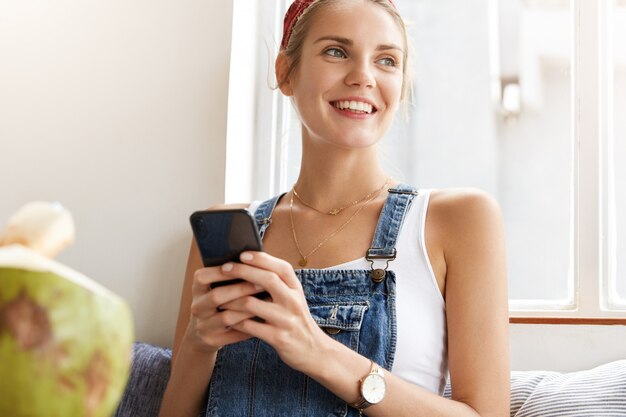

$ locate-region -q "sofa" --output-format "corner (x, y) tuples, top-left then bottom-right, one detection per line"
(114, 343), (626, 417)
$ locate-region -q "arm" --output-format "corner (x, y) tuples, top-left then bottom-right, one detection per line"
(436, 189), (510, 415)
(158, 238), (217, 417)
(223, 189), (509, 417)
(159, 203), (258, 417)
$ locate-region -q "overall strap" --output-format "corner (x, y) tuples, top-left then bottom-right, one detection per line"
(253, 193), (285, 239)
(367, 184), (419, 266)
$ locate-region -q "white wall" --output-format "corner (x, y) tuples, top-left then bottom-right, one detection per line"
(510, 324), (626, 372)
(0, 0), (234, 347)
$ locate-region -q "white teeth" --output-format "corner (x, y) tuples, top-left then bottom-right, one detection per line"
(334, 100), (373, 114)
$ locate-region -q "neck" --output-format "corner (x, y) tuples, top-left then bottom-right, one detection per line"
(294, 136), (391, 208)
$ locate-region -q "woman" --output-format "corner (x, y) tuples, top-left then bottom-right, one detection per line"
(160, 0), (510, 416)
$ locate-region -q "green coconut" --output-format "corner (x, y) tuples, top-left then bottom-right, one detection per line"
(0, 202), (134, 417)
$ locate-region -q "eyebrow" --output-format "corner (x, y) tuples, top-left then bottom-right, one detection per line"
(313, 35), (404, 53)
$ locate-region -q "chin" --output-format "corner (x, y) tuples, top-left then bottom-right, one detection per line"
(304, 125), (383, 150)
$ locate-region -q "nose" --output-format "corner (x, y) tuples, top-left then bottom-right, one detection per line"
(344, 59), (376, 89)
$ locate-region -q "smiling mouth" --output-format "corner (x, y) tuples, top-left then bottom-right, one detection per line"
(331, 100), (376, 114)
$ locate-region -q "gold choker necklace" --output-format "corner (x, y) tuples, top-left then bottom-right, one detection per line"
(292, 178), (390, 216)
(289, 179), (390, 267)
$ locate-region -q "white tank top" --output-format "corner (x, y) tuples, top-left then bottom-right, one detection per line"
(248, 189), (449, 395)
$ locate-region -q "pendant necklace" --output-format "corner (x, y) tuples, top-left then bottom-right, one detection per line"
(289, 179), (390, 267)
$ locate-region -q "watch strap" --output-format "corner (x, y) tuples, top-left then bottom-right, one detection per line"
(350, 360), (383, 411)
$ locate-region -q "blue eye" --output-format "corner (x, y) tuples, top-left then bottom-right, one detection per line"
(324, 47), (346, 58)
(377, 57), (397, 67)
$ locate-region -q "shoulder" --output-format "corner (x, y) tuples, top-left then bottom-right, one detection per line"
(428, 188), (501, 216)
(427, 188), (502, 224)
(427, 188), (504, 255)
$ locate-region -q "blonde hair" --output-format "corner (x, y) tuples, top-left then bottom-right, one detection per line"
(277, 0), (414, 105)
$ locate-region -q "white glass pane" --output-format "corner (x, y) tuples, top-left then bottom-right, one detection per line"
(388, 0), (573, 302)
(613, 0), (626, 304)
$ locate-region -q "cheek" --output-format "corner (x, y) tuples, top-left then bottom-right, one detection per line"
(392, 73), (404, 97)
(381, 76), (403, 110)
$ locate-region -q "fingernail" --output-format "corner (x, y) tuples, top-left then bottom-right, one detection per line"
(254, 284), (264, 291)
(222, 263), (233, 272)
(240, 252), (253, 261)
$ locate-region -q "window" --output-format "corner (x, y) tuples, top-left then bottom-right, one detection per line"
(610, 0), (626, 307)
(229, 0), (626, 319)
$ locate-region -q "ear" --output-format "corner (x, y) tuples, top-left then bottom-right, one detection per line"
(275, 52), (294, 96)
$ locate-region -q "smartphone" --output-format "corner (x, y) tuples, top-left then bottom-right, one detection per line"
(189, 208), (265, 292)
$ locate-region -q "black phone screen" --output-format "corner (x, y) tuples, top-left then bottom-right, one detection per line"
(190, 209), (263, 268)
(190, 209), (270, 309)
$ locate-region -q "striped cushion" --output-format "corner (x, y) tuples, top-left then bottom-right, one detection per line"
(115, 343), (172, 417)
(444, 360), (626, 416)
(118, 343), (626, 417)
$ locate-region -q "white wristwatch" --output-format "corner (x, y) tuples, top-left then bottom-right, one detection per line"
(350, 360), (387, 413)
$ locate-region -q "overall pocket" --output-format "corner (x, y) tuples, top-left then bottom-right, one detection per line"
(309, 302), (368, 352)
(294, 302), (368, 417)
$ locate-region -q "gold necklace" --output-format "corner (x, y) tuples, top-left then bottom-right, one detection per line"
(289, 180), (389, 267)
(293, 178), (390, 216)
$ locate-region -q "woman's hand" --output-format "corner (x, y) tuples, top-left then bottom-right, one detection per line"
(218, 251), (330, 373)
(185, 264), (267, 353)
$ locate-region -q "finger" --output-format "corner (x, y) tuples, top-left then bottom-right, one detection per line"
(221, 262), (288, 302)
(192, 281), (267, 317)
(193, 310), (257, 349)
(195, 322), (252, 348)
(205, 309), (257, 329)
(191, 267), (214, 297)
(221, 295), (286, 326)
(239, 251), (302, 290)
(230, 318), (274, 344)
(192, 266), (237, 298)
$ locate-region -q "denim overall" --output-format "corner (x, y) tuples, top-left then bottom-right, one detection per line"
(203, 184), (419, 417)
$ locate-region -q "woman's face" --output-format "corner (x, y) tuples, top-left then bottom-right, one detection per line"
(280, 0), (405, 150)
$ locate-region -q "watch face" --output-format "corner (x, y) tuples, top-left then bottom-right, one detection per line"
(362, 373), (386, 404)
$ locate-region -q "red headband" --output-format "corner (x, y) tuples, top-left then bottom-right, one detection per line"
(280, 0), (397, 50)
